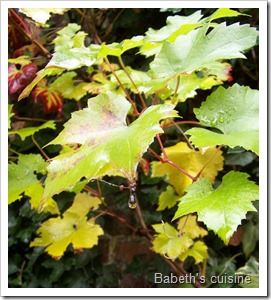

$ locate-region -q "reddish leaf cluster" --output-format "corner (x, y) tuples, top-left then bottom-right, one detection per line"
(32, 79), (64, 114)
(8, 63), (38, 96)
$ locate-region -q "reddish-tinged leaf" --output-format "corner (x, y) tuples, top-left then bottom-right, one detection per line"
(13, 44), (41, 58)
(32, 79), (64, 114)
(8, 63), (38, 96)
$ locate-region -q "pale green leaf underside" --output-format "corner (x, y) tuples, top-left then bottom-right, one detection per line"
(186, 84), (259, 154)
(173, 171), (258, 244)
(9, 120), (56, 141)
(42, 92), (178, 203)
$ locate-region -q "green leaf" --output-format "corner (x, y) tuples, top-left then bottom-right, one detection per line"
(173, 171), (258, 244)
(50, 72), (88, 101)
(150, 22), (258, 77)
(205, 8), (248, 22)
(19, 8), (69, 26)
(157, 185), (180, 211)
(30, 193), (104, 259)
(9, 120), (56, 141)
(46, 47), (97, 70)
(98, 36), (143, 58)
(8, 104), (14, 130)
(186, 84), (259, 154)
(41, 92), (178, 205)
(8, 56), (32, 66)
(235, 257), (259, 288)
(8, 154), (58, 213)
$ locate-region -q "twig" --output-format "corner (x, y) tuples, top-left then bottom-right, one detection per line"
(31, 135), (51, 162)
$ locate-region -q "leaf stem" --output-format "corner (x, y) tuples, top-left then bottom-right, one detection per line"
(104, 57), (139, 116)
(155, 134), (195, 181)
(118, 56), (146, 109)
(171, 119), (195, 150)
(31, 135), (51, 162)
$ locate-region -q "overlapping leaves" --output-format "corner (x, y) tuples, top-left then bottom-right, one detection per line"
(41, 92), (178, 206)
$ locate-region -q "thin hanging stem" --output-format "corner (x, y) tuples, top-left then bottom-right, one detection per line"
(31, 135), (51, 162)
(194, 144), (224, 181)
(118, 56), (146, 109)
(171, 119), (195, 150)
(83, 185), (100, 198)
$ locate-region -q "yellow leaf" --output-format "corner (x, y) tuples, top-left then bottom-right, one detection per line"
(157, 185), (180, 211)
(177, 215), (208, 239)
(152, 142), (223, 195)
(152, 222), (193, 259)
(178, 241), (209, 264)
(30, 194), (103, 259)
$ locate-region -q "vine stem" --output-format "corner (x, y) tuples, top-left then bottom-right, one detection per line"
(31, 135), (51, 162)
(155, 134), (196, 181)
(118, 56), (147, 109)
(104, 57), (139, 116)
(9, 9), (52, 58)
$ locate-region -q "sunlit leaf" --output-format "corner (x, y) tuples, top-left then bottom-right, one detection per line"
(40, 92), (178, 206)
(177, 215), (207, 239)
(20, 8), (70, 26)
(157, 185), (180, 211)
(173, 171), (259, 244)
(186, 84), (259, 154)
(178, 241), (209, 264)
(8, 154), (58, 213)
(150, 22), (258, 77)
(205, 8), (248, 22)
(152, 142), (224, 196)
(152, 222), (193, 259)
(30, 193), (104, 259)
(9, 120), (56, 140)
(50, 72), (88, 101)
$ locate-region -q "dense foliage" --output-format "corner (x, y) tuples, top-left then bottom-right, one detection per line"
(8, 8), (259, 288)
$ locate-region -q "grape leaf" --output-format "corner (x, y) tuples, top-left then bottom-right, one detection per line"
(41, 92), (178, 206)
(50, 72), (88, 101)
(152, 215), (208, 261)
(178, 241), (209, 264)
(9, 120), (56, 140)
(8, 154), (59, 214)
(186, 84), (259, 154)
(20, 8), (70, 26)
(157, 185), (180, 211)
(152, 222), (193, 259)
(32, 79), (64, 113)
(152, 142), (224, 196)
(150, 22), (258, 77)
(205, 8), (248, 22)
(8, 63), (38, 96)
(18, 67), (64, 101)
(173, 171), (259, 244)
(30, 192), (103, 259)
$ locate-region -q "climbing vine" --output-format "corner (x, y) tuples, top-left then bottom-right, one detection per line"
(8, 8), (259, 288)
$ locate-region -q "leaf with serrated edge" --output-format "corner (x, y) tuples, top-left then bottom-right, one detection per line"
(152, 142), (224, 196)
(186, 84), (259, 154)
(30, 194), (103, 258)
(152, 222), (193, 259)
(173, 171), (258, 244)
(9, 120), (56, 141)
(178, 240), (209, 264)
(150, 22), (258, 77)
(157, 185), (180, 211)
(41, 92), (178, 205)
